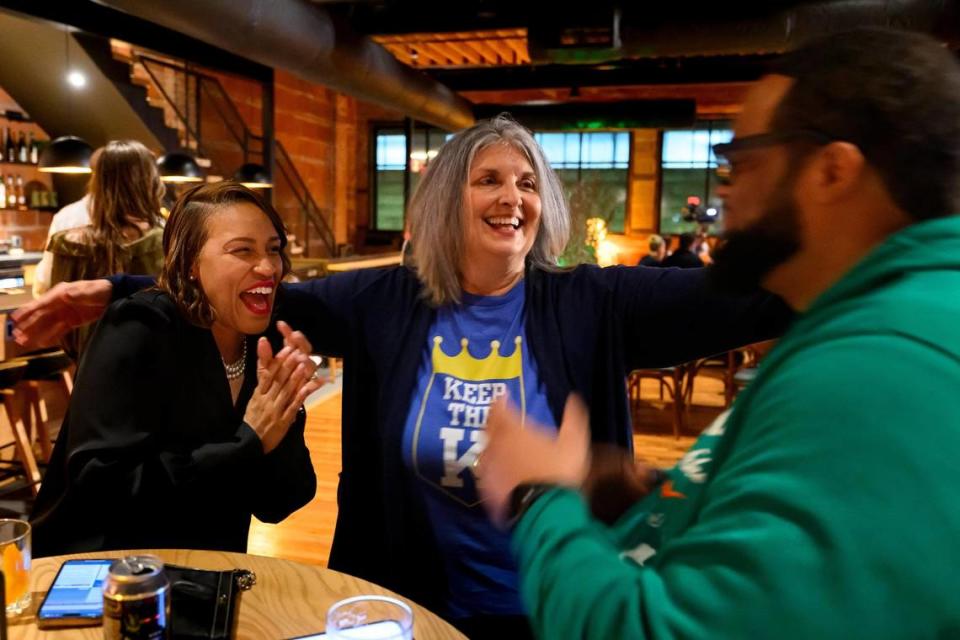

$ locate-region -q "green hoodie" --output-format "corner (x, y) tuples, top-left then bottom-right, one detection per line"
(513, 216), (960, 639)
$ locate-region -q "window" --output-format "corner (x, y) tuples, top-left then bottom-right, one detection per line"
(534, 131), (630, 233)
(372, 125), (450, 232)
(373, 131), (406, 231)
(372, 128), (631, 234)
(659, 122), (732, 236)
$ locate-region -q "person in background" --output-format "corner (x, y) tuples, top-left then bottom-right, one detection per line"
(13, 116), (791, 639)
(637, 234), (666, 267)
(477, 27), (960, 639)
(661, 232), (704, 268)
(32, 148), (102, 297)
(693, 229), (713, 265)
(31, 182), (318, 557)
(45, 140), (166, 362)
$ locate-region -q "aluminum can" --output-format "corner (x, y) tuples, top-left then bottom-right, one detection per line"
(102, 555), (171, 640)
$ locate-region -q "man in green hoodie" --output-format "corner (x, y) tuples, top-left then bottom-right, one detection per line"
(478, 27), (960, 638)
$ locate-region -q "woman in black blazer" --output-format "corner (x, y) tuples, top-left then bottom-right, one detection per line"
(31, 182), (319, 556)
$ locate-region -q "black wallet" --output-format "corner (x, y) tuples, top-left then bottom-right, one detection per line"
(165, 564), (257, 640)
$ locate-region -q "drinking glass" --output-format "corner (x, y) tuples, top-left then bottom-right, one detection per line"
(326, 595), (413, 640)
(0, 519), (31, 615)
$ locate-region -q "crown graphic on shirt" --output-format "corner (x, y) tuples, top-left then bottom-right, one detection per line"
(430, 335), (523, 381)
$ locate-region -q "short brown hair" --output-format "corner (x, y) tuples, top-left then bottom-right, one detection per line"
(157, 182), (291, 327)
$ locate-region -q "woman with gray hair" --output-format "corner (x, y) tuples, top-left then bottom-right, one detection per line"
(13, 115), (790, 638)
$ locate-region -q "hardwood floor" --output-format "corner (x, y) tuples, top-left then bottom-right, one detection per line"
(247, 374), (728, 566)
(247, 394), (342, 566)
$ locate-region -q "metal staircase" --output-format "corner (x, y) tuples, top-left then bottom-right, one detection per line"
(78, 36), (337, 257)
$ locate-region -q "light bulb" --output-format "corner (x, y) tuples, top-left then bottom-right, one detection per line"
(66, 70), (86, 89)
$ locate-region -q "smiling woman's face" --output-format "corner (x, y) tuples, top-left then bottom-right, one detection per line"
(193, 202), (283, 337)
(461, 142), (542, 274)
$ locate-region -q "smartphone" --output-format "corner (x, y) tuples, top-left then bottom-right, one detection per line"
(289, 620), (408, 639)
(37, 558), (114, 629)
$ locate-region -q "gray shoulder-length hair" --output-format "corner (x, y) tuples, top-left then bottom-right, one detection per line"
(408, 114), (570, 306)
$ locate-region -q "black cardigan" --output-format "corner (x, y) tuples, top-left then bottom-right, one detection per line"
(31, 290), (317, 557)
(109, 265), (791, 613)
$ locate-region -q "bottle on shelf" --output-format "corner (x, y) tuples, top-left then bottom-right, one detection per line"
(28, 132), (38, 164)
(15, 174), (25, 209)
(16, 132), (27, 163)
(0, 173), (6, 206)
(4, 128), (13, 163)
(0, 129), (5, 162)
(5, 175), (15, 208)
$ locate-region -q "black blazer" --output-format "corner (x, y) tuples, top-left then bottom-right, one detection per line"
(31, 290), (316, 557)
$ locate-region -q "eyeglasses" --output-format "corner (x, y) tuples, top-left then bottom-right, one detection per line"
(712, 129), (837, 160)
(712, 129), (838, 184)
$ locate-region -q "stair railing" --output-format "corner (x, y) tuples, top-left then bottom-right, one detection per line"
(136, 54), (337, 257)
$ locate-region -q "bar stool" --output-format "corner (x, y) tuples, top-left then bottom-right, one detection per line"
(15, 350), (74, 463)
(0, 361), (42, 496)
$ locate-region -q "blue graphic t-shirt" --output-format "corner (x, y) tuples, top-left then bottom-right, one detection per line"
(401, 280), (556, 618)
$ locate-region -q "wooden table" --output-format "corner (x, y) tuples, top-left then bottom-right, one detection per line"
(9, 549), (466, 639)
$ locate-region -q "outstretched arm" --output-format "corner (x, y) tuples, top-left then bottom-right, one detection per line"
(13, 274), (156, 349)
(13, 279), (114, 349)
(607, 266), (793, 369)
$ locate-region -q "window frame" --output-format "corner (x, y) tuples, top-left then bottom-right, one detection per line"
(534, 130), (632, 234)
(657, 120), (733, 236)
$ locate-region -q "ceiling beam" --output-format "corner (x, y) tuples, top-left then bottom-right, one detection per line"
(428, 55), (776, 91)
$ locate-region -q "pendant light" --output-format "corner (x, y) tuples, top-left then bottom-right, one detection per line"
(233, 163), (273, 189)
(39, 29), (93, 173)
(38, 135), (94, 174)
(157, 151), (206, 183)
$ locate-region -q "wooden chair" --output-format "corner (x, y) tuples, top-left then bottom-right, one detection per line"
(628, 366), (685, 438)
(684, 353), (733, 408)
(685, 342), (773, 408)
(0, 361), (42, 497)
(15, 350), (73, 463)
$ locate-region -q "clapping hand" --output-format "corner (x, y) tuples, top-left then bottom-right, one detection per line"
(243, 322), (323, 454)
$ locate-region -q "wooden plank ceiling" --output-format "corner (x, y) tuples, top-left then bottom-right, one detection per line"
(373, 29), (530, 68)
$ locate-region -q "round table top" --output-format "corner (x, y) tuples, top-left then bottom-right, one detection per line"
(9, 549), (466, 639)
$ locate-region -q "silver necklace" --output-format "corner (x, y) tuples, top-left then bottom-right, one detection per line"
(223, 340), (247, 381)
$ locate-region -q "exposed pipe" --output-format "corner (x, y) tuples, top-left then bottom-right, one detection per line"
(530, 0), (960, 63)
(93, 0), (475, 130)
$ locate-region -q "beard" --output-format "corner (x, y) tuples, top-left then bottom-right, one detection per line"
(709, 173), (802, 295)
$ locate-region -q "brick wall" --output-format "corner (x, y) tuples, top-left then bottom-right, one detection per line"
(270, 71), (404, 255)
(273, 70), (336, 255)
(194, 68), (405, 256)
(333, 94), (357, 249)
(209, 72), (263, 137)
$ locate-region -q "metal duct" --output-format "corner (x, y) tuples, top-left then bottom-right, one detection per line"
(92, 0), (475, 130)
(529, 0), (960, 63)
